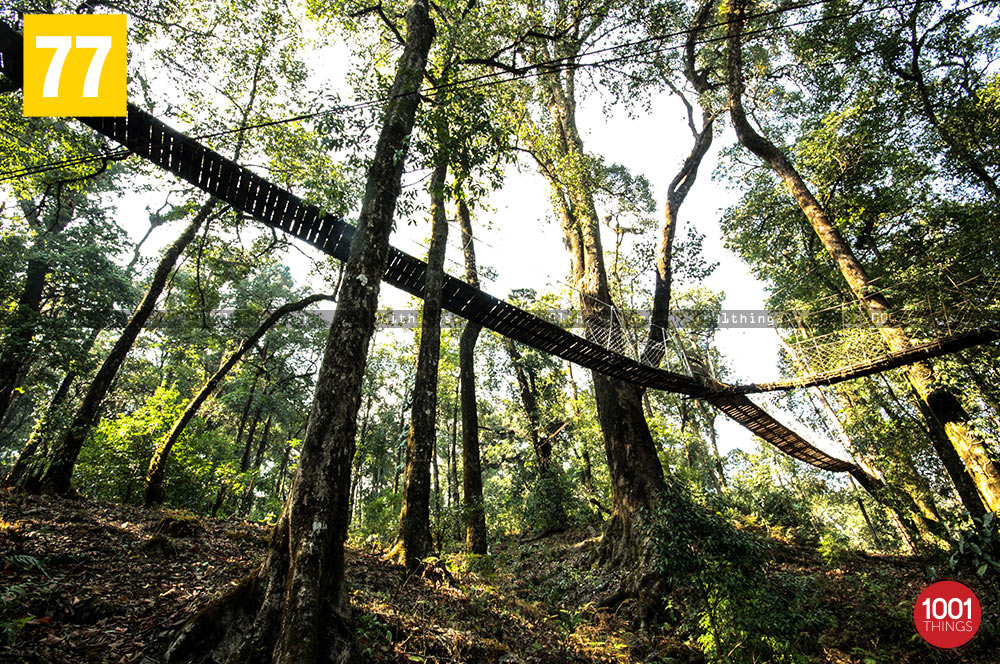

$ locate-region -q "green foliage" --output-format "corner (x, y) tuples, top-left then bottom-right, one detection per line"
(6, 554), (48, 578)
(356, 489), (403, 546)
(645, 482), (829, 662)
(0, 554), (49, 647)
(818, 530), (852, 567)
(943, 512), (1000, 591)
(353, 613), (393, 657)
(78, 384), (189, 504)
(723, 450), (820, 545)
(523, 470), (573, 533)
(554, 607), (585, 640)
(0, 582), (32, 647)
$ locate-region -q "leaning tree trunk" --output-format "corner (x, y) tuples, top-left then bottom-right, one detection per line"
(394, 148), (449, 569)
(727, 0), (1000, 519)
(142, 293), (335, 507)
(21, 200), (218, 495)
(164, 5), (434, 662)
(456, 196), (488, 554)
(4, 326), (100, 488)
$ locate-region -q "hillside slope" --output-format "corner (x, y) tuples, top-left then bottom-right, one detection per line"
(0, 492), (994, 663)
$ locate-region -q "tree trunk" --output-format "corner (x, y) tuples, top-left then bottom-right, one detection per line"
(165, 6), (433, 661)
(642, 0), (717, 366)
(505, 338), (567, 528)
(142, 293), (335, 507)
(0, 258), (47, 425)
(394, 148), (449, 569)
(21, 200), (219, 495)
(349, 452), (363, 527)
(697, 402), (727, 490)
(530, 54), (666, 564)
(276, 442), (291, 503)
(726, 0), (1000, 519)
(348, 396), (372, 526)
(448, 379), (460, 538)
(0, 195), (79, 426)
(854, 380), (950, 541)
(432, 436), (441, 548)
(505, 341), (545, 464)
(4, 324), (99, 488)
(212, 366), (262, 517)
(240, 415), (273, 517)
(456, 196), (488, 554)
(392, 400), (407, 494)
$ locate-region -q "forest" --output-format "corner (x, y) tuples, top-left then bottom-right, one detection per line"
(1, 0), (999, 662)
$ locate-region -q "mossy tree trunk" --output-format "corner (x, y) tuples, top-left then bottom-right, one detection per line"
(727, 0), (1000, 519)
(395, 145), (450, 569)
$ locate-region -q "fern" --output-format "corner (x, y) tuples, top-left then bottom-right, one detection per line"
(5, 554), (50, 579)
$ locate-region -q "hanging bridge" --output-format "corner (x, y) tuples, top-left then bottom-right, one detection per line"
(2, 23), (996, 481)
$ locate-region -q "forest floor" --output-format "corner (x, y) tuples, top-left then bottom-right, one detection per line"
(0, 491), (995, 663)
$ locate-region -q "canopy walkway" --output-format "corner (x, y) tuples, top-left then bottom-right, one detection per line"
(1, 24), (995, 481)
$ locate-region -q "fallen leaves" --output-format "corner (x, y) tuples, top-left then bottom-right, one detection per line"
(0, 491), (267, 663)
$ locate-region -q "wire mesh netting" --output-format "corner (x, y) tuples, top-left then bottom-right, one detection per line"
(778, 268), (1000, 379)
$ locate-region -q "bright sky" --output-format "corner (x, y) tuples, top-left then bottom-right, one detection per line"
(380, 82), (796, 457)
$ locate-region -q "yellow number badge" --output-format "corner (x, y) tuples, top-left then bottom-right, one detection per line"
(23, 14), (126, 117)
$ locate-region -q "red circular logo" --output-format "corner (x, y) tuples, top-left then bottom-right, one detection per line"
(914, 580), (981, 649)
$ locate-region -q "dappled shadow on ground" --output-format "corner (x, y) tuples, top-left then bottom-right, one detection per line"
(2, 493), (994, 663)
(0, 494), (692, 663)
(0, 491), (265, 664)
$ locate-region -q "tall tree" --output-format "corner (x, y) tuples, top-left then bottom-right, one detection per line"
(521, 0), (669, 563)
(505, 335), (569, 529)
(726, 0), (1000, 519)
(394, 126), (450, 569)
(884, 0), (1000, 201)
(164, 2), (435, 661)
(456, 195), (489, 553)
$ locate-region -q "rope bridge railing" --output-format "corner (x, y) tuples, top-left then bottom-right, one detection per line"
(726, 268), (1000, 394)
(729, 326), (1000, 394)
